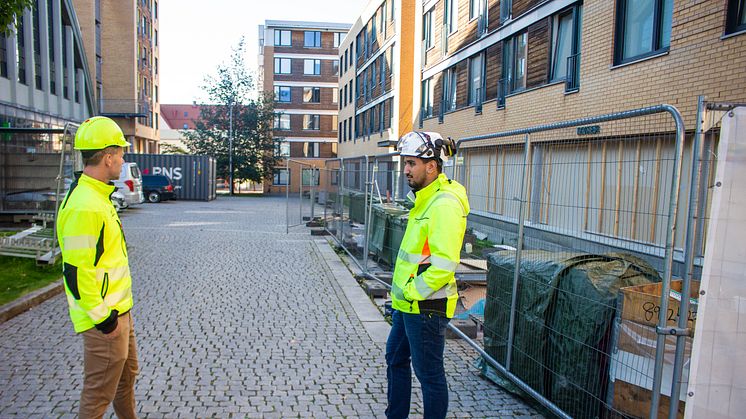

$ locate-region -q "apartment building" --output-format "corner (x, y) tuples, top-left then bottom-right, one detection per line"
(74, 0), (160, 153)
(0, 0), (96, 214)
(338, 0), (417, 158)
(0, 0), (95, 132)
(418, 0), (745, 136)
(259, 20), (350, 194)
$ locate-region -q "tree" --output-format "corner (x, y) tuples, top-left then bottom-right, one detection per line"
(1, 0), (33, 37)
(160, 143), (189, 154)
(183, 38), (280, 195)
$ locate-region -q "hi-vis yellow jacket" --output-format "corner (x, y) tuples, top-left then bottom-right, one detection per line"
(391, 173), (469, 318)
(57, 173), (133, 333)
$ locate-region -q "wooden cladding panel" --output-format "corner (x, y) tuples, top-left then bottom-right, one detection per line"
(455, 60), (469, 109)
(512, 0), (543, 19)
(526, 17), (549, 89)
(432, 72), (443, 117)
(487, 0), (501, 32)
(485, 43), (502, 100)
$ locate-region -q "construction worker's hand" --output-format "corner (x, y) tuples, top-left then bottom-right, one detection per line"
(96, 310), (119, 334)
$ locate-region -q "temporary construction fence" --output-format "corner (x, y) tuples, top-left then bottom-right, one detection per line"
(296, 102), (723, 418)
(284, 159), (322, 233)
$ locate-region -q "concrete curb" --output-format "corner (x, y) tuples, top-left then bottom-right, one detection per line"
(0, 280), (63, 324)
(313, 239), (391, 343)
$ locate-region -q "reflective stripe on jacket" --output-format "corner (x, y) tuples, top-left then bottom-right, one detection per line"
(57, 173), (133, 333)
(391, 173), (470, 318)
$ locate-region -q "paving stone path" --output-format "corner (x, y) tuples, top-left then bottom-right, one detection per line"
(0, 196), (542, 418)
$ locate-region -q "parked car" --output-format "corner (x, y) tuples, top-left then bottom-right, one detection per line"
(111, 190), (127, 212)
(141, 174), (175, 203)
(114, 162), (145, 206)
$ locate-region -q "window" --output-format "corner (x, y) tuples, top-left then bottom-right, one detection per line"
(334, 32), (343, 47)
(302, 168), (321, 185)
(303, 87), (320, 103)
(421, 78), (433, 117)
(551, 7), (582, 90)
(614, 0), (673, 64)
(468, 53), (484, 105)
(274, 30), (291, 46)
(333, 88), (339, 103)
(344, 49), (349, 72)
(380, 53), (386, 85)
(379, 103), (385, 132)
(371, 63), (376, 92)
(501, 0), (512, 22)
(274, 58), (291, 74)
(356, 32), (363, 59)
(274, 114), (290, 130)
(381, 1), (387, 37)
(1, 33), (8, 78)
(303, 114), (320, 130)
(333, 59), (339, 75)
(303, 143), (320, 158)
(303, 59), (321, 75)
(470, 0), (485, 20)
(274, 86), (291, 102)
(275, 142), (290, 157)
(183, 123), (188, 130)
(423, 10), (433, 51)
(503, 31), (527, 93)
(443, 67), (457, 112)
(273, 169), (289, 185)
(726, 0), (746, 35)
(17, 15), (26, 85)
(332, 115), (338, 129)
(349, 80), (354, 103)
(445, 0), (458, 34)
(155, 29), (158, 47)
(371, 15), (377, 44)
(33, 2), (42, 89)
(304, 31), (321, 47)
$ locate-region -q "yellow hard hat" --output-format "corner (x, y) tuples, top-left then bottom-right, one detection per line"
(74, 116), (131, 150)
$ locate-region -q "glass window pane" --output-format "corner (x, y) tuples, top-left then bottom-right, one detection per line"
(552, 12), (574, 81)
(304, 60), (313, 74)
(281, 31), (291, 46)
(742, 0), (746, 25)
(515, 33), (527, 89)
(623, 0), (654, 59)
(660, 0), (673, 48)
(469, 54), (482, 103)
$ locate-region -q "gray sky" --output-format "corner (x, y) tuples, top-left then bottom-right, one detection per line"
(159, 0), (368, 104)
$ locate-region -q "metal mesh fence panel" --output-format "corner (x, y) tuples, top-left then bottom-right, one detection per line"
(455, 107), (689, 418)
(285, 159), (317, 232)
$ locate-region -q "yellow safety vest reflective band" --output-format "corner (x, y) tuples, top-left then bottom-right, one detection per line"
(57, 174), (133, 333)
(391, 173), (470, 318)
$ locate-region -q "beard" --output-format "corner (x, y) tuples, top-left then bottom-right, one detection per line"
(407, 176), (422, 192)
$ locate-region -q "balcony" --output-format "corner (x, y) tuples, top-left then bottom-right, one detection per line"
(99, 99), (149, 118)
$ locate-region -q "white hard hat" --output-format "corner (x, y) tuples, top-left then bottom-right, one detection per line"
(396, 131), (456, 162)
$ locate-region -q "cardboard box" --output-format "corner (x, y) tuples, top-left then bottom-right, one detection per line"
(619, 280), (699, 331)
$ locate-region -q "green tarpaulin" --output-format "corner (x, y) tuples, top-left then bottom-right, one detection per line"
(482, 251), (660, 418)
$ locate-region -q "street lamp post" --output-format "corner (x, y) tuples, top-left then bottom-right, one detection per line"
(228, 101), (234, 196)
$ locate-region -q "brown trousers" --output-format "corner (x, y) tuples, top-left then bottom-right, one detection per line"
(80, 312), (139, 419)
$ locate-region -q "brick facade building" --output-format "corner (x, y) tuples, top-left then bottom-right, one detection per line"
(259, 20), (350, 193)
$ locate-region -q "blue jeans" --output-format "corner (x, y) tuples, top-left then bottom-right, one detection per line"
(386, 309), (450, 419)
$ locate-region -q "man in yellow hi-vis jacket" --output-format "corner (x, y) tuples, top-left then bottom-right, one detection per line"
(386, 132), (470, 419)
(57, 116), (138, 418)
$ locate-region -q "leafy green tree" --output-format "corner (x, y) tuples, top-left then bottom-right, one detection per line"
(183, 38), (280, 194)
(1, 0), (33, 37)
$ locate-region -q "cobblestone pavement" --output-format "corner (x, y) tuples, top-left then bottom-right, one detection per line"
(0, 196), (542, 418)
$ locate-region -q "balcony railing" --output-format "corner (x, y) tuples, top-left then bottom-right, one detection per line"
(497, 78), (507, 109)
(565, 53), (581, 92)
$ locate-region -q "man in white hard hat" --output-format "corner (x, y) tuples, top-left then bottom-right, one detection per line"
(386, 131), (470, 419)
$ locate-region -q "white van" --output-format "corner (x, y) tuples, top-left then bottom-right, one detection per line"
(114, 162), (145, 206)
